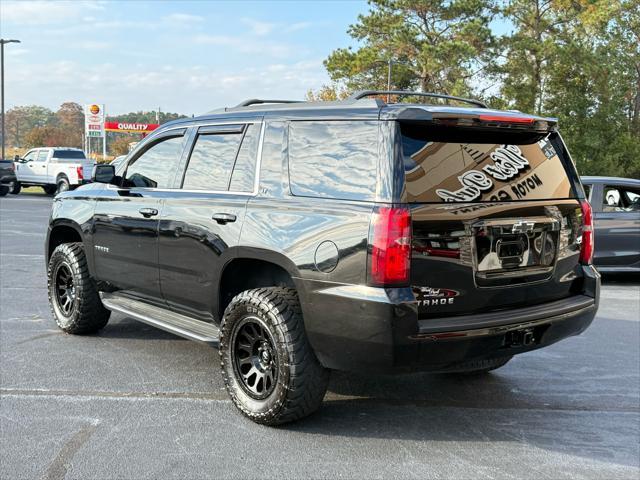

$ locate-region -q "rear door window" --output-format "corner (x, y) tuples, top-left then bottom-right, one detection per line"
(182, 127), (244, 191)
(288, 121), (378, 201)
(400, 123), (576, 203)
(229, 123), (260, 192)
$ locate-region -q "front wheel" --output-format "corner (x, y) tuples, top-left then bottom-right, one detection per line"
(9, 181), (21, 194)
(47, 243), (110, 334)
(220, 287), (329, 425)
(0, 185), (8, 196)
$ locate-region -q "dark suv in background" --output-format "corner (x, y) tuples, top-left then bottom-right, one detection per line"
(45, 91), (600, 425)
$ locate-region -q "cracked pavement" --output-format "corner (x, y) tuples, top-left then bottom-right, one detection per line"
(1, 193), (639, 479)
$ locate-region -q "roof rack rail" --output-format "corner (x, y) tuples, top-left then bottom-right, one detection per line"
(348, 90), (488, 109)
(234, 98), (304, 108)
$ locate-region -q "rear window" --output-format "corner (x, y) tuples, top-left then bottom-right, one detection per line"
(53, 150), (86, 160)
(288, 121), (378, 201)
(400, 124), (576, 203)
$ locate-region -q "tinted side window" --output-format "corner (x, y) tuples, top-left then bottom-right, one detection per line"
(288, 121), (378, 201)
(125, 135), (185, 188)
(603, 185), (640, 212)
(23, 151), (37, 161)
(183, 132), (242, 191)
(229, 124), (260, 192)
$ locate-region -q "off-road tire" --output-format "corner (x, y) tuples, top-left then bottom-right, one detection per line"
(47, 243), (110, 334)
(220, 287), (329, 425)
(9, 182), (21, 194)
(56, 176), (70, 194)
(43, 184), (57, 195)
(447, 356), (513, 375)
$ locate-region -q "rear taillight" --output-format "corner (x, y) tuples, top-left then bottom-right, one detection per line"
(579, 199), (594, 265)
(76, 166), (84, 180)
(369, 206), (412, 286)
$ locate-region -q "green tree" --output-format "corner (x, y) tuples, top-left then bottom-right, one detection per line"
(505, 0), (640, 177)
(109, 135), (136, 156)
(23, 125), (68, 148)
(305, 84), (350, 101)
(55, 102), (84, 148)
(108, 110), (186, 124)
(323, 0), (497, 97)
(3, 105), (54, 147)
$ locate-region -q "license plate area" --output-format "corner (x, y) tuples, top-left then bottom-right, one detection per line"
(472, 217), (560, 287)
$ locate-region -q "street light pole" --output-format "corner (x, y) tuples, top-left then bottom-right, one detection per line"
(1, 39), (21, 161)
(387, 60), (392, 103)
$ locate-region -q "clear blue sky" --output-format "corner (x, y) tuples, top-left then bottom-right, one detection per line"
(0, 0), (368, 115)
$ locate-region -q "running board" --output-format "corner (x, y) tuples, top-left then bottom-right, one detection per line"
(100, 292), (219, 344)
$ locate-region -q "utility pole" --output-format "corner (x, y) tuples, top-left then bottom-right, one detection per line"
(1, 39), (21, 161)
(387, 59), (392, 103)
(102, 105), (107, 160)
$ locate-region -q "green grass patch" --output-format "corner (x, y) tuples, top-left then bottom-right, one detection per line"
(21, 186), (47, 195)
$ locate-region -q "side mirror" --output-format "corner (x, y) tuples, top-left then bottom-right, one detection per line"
(13, 155), (20, 162)
(92, 164), (116, 184)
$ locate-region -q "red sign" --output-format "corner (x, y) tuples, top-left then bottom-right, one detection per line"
(104, 122), (160, 134)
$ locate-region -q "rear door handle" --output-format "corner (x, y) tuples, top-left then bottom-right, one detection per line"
(139, 208), (159, 218)
(212, 213), (237, 225)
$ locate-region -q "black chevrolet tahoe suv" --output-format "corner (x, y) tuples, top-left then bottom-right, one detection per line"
(46, 91), (600, 425)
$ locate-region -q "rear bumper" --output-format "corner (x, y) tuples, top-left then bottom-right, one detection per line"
(301, 265), (600, 373)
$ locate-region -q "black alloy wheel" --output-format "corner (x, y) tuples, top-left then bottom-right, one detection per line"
(47, 242), (110, 334)
(54, 263), (76, 317)
(220, 287), (330, 425)
(231, 316), (278, 399)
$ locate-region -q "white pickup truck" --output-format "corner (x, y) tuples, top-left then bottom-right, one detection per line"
(12, 148), (95, 195)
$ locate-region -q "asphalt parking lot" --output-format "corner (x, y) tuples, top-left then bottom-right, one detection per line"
(1, 193), (639, 480)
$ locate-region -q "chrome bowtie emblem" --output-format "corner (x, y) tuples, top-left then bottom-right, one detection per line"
(512, 220), (535, 234)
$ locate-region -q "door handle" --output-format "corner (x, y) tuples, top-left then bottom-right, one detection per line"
(139, 208), (159, 218)
(212, 213), (236, 225)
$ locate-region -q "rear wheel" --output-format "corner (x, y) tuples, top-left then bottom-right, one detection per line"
(56, 176), (70, 194)
(9, 181), (21, 194)
(220, 287), (329, 425)
(43, 184), (56, 195)
(47, 243), (110, 334)
(0, 185), (8, 196)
